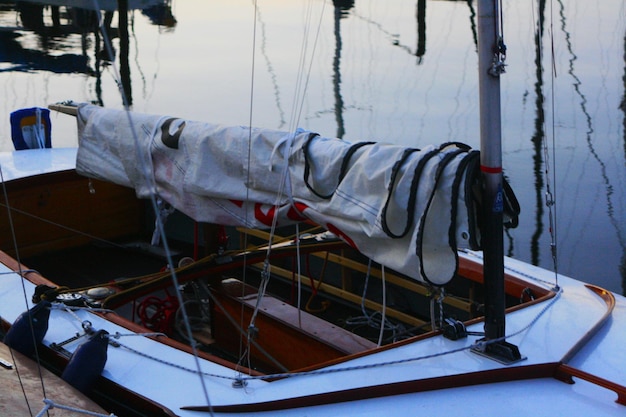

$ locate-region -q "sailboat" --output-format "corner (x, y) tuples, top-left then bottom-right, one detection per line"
(1, 0), (625, 416)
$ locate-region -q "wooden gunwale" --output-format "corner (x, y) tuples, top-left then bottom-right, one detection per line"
(181, 362), (560, 413)
(560, 284), (615, 363)
(182, 361), (626, 413)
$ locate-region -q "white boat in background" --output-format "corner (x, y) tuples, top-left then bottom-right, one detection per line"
(0, 0), (625, 416)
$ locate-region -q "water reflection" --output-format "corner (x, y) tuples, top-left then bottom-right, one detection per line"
(254, 3), (286, 129)
(332, 0), (353, 138)
(0, 0), (175, 105)
(0, 29), (89, 74)
(530, 0), (547, 267)
(416, 0), (426, 60)
(0, 0), (623, 294)
(554, 0), (626, 293)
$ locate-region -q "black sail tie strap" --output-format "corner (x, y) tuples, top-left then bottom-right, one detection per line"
(449, 150), (480, 251)
(380, 147), (436, 239)
(381, 142), (470, 240)
(416, 146), (468, 285)
(303, 138), (376, 200)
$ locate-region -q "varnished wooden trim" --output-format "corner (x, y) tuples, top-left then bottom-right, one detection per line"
(556, 363), (626, 406)
(560, 284), (615, 364)
(183, 361), (626, 412)
(99, 311), (266, 377)
(182, 363), (560, 413)
(0, 250), (57, 287)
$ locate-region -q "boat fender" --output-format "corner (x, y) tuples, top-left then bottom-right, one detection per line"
(61, 329), (109, 393)
(3, 300), (51, 356)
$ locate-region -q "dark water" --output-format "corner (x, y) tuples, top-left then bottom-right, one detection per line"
(0, 0), (624, 294)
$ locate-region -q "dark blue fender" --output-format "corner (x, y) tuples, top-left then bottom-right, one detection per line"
(61, 329), (109, 393)
(3, 300), (51, 356)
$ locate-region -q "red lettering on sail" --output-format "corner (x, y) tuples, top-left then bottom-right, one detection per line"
(326, 223), (357, 249)
(287, 202), (309, 221)
(254, 203), (277, 226)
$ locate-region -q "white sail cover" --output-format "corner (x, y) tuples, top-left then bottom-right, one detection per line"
(76, 104), (484, 286)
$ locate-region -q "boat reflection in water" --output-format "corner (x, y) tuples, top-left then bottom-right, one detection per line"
(2, 0), (175, 105)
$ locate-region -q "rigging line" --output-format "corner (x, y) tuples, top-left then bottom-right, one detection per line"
(349, 9), (417, 57)
(5, 347), (35, 417)
(266, 0), (327, 334)
(254, 2), (286, 129)
(541, 0), (558, 282)
(238, 0), (260, 375)
(204, 286), (288, 373)
(345, 259), (401, 342)
(0, 163), (47, 417)
(287, 0), (314, 133)
(462, 249), (559, 290)
(89, 1), (213, 412)
(245, 0), (283, 283)
(377, 265), (386, 347)
(36, 398), (115, 417)
(246, 1), (326, 348)
(296, 223), (302, 328)
(289, 0), (328, 133)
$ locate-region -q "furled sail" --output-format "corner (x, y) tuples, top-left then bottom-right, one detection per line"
(76, 104), (518, 286)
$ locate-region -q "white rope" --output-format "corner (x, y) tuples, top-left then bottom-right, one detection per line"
(109, 331), (167, 339)
(51, 304), (114, 315)
(345, 260), (405, 343)
(36, 398), (116, 417)
(377, 265), (386, 347)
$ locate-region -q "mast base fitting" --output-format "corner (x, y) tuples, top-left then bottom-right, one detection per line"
(471, 339), (525, 365)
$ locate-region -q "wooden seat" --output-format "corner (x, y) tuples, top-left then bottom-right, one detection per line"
(211, 278), (377, 372)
